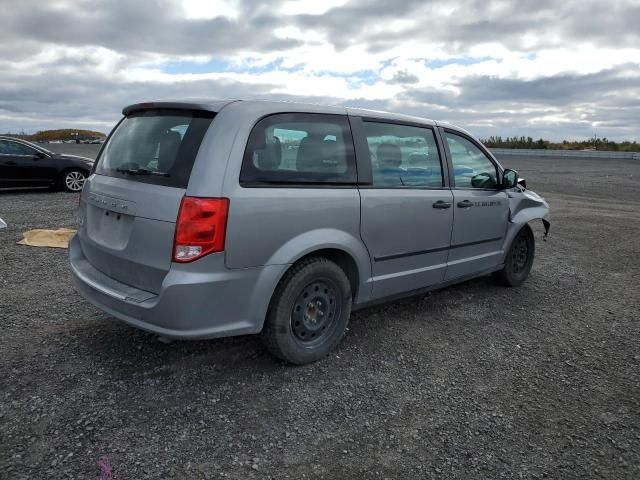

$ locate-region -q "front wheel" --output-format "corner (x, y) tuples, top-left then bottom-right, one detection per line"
(261, 257), (352, 365)
(494, 225), (535, 287)
(62, 169), (87, 192)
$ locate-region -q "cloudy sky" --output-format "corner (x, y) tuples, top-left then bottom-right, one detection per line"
(1, 0), (639, 140)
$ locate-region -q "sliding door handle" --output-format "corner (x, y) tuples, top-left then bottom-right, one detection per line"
(432, 200), (452, 209)
(457, 200), (473, 208)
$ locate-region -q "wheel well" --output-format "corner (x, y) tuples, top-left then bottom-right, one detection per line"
(296, 249), (360, 299)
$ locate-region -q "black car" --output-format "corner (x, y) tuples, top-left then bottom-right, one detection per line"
(0, 136), (94, 192)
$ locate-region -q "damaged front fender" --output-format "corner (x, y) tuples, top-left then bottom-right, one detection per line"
(504, 187), (551, 252)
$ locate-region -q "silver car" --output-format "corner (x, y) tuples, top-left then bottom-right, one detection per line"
(69, 100), (550, 364)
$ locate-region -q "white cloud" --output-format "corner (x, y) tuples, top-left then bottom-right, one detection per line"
(280, 0), (348, 16)
(0, 0), (639, 140)
(179, 0), (241, 20)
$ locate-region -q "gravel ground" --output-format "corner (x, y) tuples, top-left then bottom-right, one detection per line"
(1, 154), (638, 479)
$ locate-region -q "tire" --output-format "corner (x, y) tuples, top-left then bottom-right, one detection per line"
(261, 257), (352, 365)
(494, 225), (535, 287)
(61, 169), (87, 192)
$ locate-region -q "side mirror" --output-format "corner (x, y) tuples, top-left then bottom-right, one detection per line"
(502, 168), (518, 189)
(35, 151), (47, 159)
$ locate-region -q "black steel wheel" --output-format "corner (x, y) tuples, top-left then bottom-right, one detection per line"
(511, 233), (530, 275)
(290, 278), (342, 346)
(494, 225), (535, 287)
(261, 257), (352, 364)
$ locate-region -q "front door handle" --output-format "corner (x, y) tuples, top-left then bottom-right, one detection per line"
(432, 200), (452, 209)
(457, 200), (473, 208)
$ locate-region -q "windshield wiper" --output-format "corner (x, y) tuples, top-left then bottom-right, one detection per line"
(115, 168), (170, 177)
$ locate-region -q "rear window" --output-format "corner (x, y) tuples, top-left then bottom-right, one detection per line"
(240, 113), (356, 185)
(95, 109), (215, 188)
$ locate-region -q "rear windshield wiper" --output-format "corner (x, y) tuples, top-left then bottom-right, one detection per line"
(115, 168), (170, 177)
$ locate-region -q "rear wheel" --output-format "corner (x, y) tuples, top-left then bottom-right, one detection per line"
(261, 257), (352, 365)
(61, 169), (87, 192)
(494, 225), (535, 287)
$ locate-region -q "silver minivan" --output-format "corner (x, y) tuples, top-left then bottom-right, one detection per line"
(69, 100), (550, 364)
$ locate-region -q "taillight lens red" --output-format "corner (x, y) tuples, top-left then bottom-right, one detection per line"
(173, 197), (229, 263)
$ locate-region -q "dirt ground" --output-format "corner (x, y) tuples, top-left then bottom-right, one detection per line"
(1, 153), (638, 479)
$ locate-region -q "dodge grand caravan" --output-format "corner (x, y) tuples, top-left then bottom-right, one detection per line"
(69, 100), (550, 364)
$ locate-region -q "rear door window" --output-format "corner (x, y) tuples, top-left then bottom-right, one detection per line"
(95, 109), (215, 188)
(362, 121), (444, 188)
(240, 113), (356, 185)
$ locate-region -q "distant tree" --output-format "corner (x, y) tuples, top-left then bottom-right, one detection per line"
(478, 136), (639, 152)
(28, 129), (106, 142)
(535, 138), (547, 149)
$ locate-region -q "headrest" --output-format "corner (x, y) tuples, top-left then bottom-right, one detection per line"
(256, 136), (281, 170)
(158, 130), (182, 171)
(296, 135), (325, 171)
(376, 143), (402, 168)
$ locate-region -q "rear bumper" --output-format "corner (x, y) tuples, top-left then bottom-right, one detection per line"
(68, 234), (285, 339)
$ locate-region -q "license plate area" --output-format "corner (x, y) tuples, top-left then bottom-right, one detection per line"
(86, 204), (135, 250)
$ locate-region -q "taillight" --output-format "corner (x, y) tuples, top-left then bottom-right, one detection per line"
(173, 197), (229, 263)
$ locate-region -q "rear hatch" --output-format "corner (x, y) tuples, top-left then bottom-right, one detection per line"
(78, 108), (216, 293)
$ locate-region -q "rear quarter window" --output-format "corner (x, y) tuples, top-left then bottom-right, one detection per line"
(95, 109), (215, 188)
(240, 113), (357, 186)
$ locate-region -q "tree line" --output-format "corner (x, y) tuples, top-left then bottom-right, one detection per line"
(4, 129), (106, 142)
(481, 135), (640, 152)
